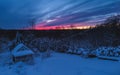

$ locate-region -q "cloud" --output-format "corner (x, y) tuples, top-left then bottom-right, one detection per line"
(0, 0), (120, 29)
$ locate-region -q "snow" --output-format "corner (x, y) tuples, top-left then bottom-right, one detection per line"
(96, 46), (120, 57)
(12, 43), (34, 57)
(97, 56), (120, 61)
(0, 52), (120, 75)
(12, 50), (34, 57)
(0, 52), (12, 66)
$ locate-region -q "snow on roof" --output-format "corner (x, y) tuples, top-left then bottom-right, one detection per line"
(12, 43), (34, 57)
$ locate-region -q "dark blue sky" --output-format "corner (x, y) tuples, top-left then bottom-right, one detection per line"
(0, 0), (120, 29)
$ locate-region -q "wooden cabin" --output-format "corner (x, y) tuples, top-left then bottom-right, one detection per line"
(12, 43), (34, 63)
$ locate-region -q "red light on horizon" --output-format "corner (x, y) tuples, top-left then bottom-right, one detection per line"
(26, 25), (95, 30)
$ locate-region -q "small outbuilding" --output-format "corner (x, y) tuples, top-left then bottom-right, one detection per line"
(12, 43), (34, 63)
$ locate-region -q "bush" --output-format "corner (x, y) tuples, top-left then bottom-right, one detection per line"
(96, 46), (120, 57)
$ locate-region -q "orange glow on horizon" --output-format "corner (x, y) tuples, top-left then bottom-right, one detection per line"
(25, 22), (96, 30)
(33, 25), (95, 30)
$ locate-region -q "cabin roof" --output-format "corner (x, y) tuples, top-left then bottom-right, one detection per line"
(12, 43), (34, 57)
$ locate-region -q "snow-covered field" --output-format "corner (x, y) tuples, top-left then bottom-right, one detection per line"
(0, 52), (120, 75)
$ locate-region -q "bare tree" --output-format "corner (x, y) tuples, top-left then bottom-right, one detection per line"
(13, 31), (23, 45)
(29, 18), (37, 30)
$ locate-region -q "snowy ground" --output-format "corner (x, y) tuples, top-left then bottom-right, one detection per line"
(0, 52), (120, 75)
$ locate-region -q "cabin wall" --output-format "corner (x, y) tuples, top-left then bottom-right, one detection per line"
(13, 55), (34, 63)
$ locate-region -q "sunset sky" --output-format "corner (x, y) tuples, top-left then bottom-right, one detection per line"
(0, 0), (120, 29)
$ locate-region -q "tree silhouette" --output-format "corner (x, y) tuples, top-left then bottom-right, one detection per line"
(29, 18), (37, 30)
(103, 15), (120, 27)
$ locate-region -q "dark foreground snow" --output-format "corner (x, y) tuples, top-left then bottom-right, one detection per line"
(0, 53), (120, 75)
